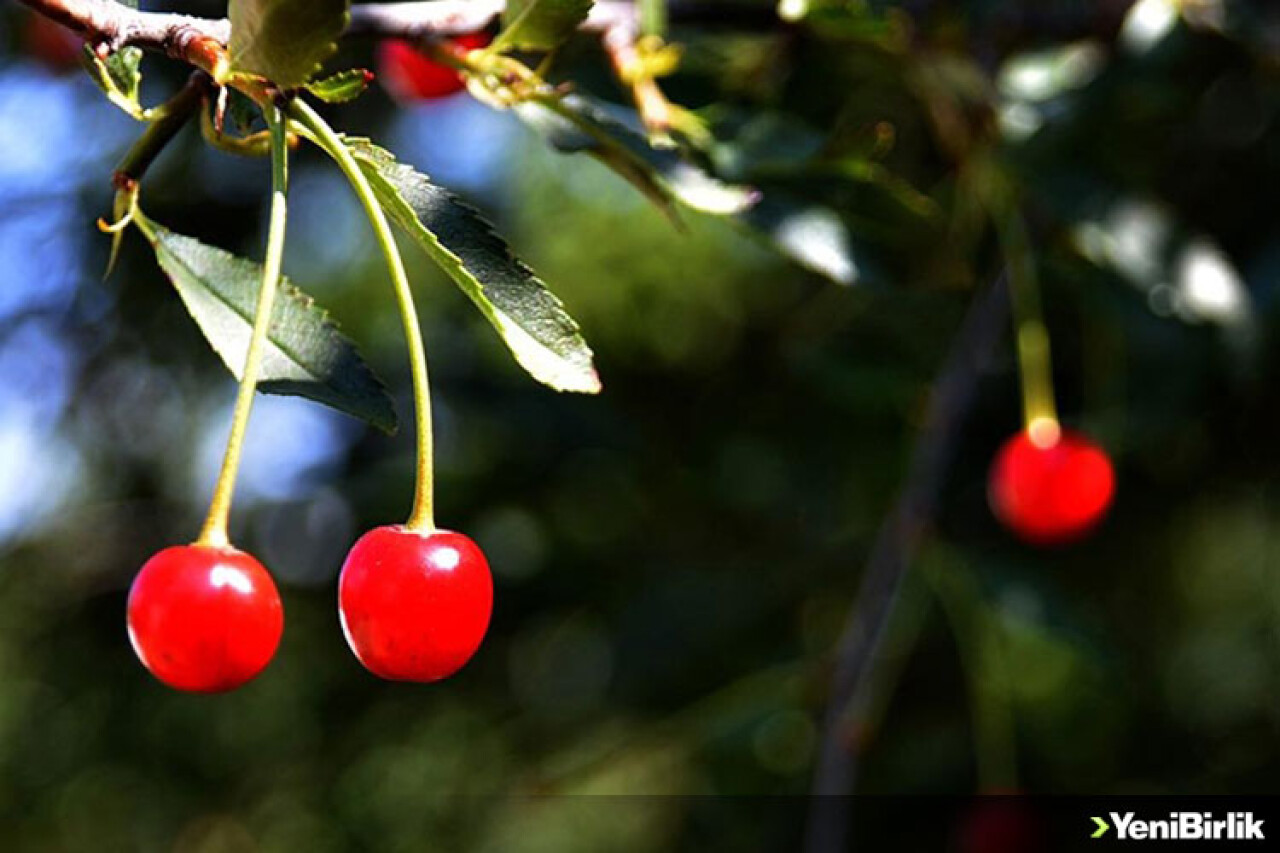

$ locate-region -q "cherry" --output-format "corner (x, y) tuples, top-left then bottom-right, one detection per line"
(988, 428), (1115, 544)
(376, 33), (491, 101)
(127, 545), (284, 693)
(338, 526), (493, 682)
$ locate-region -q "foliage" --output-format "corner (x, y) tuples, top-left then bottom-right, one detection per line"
(228, 0), (349, 86)
(348, 137), (600, 394)
(496, 0), (595, 52)
(1, 0), (1280, 848)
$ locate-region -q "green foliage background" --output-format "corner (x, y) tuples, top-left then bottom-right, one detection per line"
(2, 0), (1280, 848)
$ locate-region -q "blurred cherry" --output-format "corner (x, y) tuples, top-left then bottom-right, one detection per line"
(988, 428), (1115, 544)
(376, 32), (491, 101)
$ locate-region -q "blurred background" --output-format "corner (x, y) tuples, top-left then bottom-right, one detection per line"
(2, 0), (1280, 848)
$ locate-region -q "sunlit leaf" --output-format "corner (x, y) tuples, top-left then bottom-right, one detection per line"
(306, 68), (374, 103)
(229, 0), (350, 87)
(516, 94), (761, 221)
(106, 47), (142, 102)
(733, 192), (874, 285)
(347, 139), (601, 394)
(515, 95), (903, 285)
(83, 45), (144, 118)
(495, 0), (594, 52)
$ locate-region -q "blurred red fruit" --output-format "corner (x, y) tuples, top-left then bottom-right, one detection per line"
(376, 32), (491, 101)
(988, 428), (1115, 544)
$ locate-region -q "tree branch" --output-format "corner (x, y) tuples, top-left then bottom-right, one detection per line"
(10, 0), (653, 63)
(12, 0), (672, 122)
(14, 0), (694, 137)
(804, 274), (1009, 853)
(14, 0), (227, 61)
(346, 0), (504, 38)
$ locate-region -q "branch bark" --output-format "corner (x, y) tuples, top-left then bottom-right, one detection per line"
(14, 0), (227, 60)
(804, 274), (1010, 853)
(13, 0), (699, 138)
(10, 0), (650, 60)
(13, 0), (1143, 71)
(12, 0), (668, 115)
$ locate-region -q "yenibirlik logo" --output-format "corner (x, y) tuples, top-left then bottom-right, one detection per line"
(1091, 812), (1265, 841)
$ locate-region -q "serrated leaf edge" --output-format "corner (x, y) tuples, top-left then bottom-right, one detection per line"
(143, 221), (399, 432)
(346, 137), (601, 394)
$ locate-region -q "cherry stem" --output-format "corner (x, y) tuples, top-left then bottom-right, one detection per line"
(997, 211), (1060, 447)
(639, 0), (668, 38)
(196, 104), (289, 547)
(288, 99), (436, 532)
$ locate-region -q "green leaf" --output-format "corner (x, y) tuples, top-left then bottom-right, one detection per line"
(306, 68), (374, 103)
(733, 190), (879, 286)
(346, 139), (600, 394)
(495, 0), (594, 52)
(141, 220), (397, 432)
(515, 94), (761, 222)
(517, 94), (943, 286)
(83, 45), (145, 118)
(514, 96), (678, 220)
(229, 0), (350, 87)
(106, 47), (143, 102)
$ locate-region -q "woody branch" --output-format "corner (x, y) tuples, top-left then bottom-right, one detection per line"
(12, 0), (649, 68)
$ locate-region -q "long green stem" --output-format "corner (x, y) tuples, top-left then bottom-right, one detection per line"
(640, 0), (668, 38)
(997, 211), (1060, 447)
(288, 99), (435, 532)
(196, 104), (290, 547)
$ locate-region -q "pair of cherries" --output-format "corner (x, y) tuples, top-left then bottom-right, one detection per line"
(127, 527), (493, 693)
(126, 34), (498, 695)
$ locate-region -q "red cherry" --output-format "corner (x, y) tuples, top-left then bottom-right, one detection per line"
(988, 428), (1115, 544)
(338, 526), (493, 682)
(127, 545), (284, 693)
(376, 33), (491, 101)
(24, 15), (84, 73)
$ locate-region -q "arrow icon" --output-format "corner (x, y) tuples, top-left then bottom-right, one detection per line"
(1092, 816), (1111, 839)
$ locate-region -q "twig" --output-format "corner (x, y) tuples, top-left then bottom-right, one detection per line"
(345, 0), (506, 38)
(12, 0), (674, 125)
(14, 0), (227, 66)
(11, 0), (669, 70)
(804, 274), (1010, 853)
(596, 6), (676, 137)
(112, 73), (208, 189)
